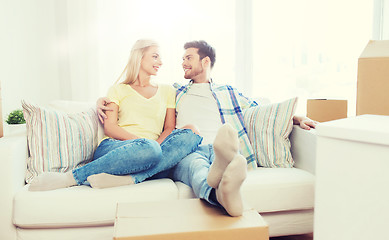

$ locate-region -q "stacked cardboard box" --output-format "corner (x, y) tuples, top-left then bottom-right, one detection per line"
(357, 40), (389, 116)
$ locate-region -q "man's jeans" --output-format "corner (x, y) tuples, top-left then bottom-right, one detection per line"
(72, 129), (202, 185)
(171, 144), (219, 206)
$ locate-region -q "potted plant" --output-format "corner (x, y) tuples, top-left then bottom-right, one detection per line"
(5, 109), (26, 135)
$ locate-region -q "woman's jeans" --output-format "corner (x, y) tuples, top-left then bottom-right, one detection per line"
(72, 129), (202, 185)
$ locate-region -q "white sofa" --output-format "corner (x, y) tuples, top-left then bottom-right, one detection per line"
(0, 102), (317, 240)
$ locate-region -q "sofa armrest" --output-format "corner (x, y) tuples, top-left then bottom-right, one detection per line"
(290, 125), (317, 175)
(0, 132), (28, 240)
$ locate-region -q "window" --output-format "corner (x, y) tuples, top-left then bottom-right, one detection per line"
(94, 0), (236, 96)
(251, 0), (374, 116)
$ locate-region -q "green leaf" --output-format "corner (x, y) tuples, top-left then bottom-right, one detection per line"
(6, 109), (26, 124)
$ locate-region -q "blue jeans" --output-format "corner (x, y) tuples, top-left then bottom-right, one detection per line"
(72, 129), (202, 185)
(171, 144), (219, 206)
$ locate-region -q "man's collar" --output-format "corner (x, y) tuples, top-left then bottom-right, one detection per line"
(189, 78), (214, 84)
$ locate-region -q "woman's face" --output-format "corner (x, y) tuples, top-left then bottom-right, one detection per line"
(140, 46), (162, 76)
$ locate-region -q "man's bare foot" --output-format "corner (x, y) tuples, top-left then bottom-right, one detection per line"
(29, 172), (77, 191)
(208, 123), (239, 188)
(215, 154), (247, 217)
(87, 173), (134, 189)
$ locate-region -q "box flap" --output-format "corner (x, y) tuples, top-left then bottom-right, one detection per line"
(316, 115), (389, 146)
(359, 40), (389, 58)
(114, 199), (268, 240)
(117, 199), (225, 218)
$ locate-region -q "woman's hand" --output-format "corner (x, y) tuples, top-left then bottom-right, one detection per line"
(96, 97), (114, 124)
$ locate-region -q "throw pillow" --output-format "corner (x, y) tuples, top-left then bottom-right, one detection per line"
(22, 100), (98, 183)
(243, 97), (298, 168)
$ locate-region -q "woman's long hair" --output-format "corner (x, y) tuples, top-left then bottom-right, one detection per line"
(116, 39), (159, 84)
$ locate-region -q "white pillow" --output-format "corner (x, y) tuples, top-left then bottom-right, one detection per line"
(22, 100), (99, 183)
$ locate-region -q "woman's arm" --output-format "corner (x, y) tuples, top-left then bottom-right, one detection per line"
(104, 102), (140, 141)
(156, 108), (176, 144)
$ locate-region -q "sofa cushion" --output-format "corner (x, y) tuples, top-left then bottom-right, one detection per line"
(13, 179), (178, 228)
(175, 181), (197, 199)
(241, 168), (315, 213)
(22, 100), (99, 183)
(243, 97), (297, 167)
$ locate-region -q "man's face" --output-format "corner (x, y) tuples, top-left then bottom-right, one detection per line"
(182, 48), (204, 80)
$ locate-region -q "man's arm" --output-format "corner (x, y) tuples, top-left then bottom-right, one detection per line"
(234, 88), (258, 110)
(232, 86), (317, 130)
(293, 115), (318, 130)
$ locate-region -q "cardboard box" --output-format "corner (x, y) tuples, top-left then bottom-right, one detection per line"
(114, 199), (268, 240)
(307, 99), (347, 122)
(357, 40), (389, 116)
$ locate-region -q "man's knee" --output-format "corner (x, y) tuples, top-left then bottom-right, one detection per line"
(181, 124), (200, 135)
(189, 157), (210, 171)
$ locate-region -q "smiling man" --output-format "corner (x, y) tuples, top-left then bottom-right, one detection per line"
(170, 40), (317, 217)
(170, 40), (250, 217)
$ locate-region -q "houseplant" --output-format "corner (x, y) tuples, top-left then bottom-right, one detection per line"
(6, 109), (25, 125)
(5, 109), (26, 135)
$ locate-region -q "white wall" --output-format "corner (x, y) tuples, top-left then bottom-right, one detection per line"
(0, 0), (60, 117)
(1, 0), (387, 123)
(383, 0), (389, 39)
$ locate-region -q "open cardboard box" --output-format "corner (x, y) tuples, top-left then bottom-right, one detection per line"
(307, 99), (347, 122)
(114, 199), (268, 240)
(357, 40), (389, 116)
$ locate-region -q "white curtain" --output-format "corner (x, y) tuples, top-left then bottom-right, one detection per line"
(54, 0), (237, 102)
(1, 0), (387, 118)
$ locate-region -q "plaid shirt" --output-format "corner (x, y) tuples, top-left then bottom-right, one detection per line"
(174, 80), (258, 170)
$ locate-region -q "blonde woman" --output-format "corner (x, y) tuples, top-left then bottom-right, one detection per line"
(29, 39), (202, 191)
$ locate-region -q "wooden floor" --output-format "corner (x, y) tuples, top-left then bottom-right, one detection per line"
(270, 233), (313, 240)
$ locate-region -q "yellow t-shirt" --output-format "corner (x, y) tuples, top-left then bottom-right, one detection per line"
(105, 83), (176, 141)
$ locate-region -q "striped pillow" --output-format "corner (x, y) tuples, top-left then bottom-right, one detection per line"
(22, 100), (98, 183)
(243, 97), (297, 168)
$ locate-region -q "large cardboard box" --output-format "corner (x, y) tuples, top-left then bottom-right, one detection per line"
(114, 199), (268, 240)
(357, 40), (389, 116)
(307, 99), (347, 122)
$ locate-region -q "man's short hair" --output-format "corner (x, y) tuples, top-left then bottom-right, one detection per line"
(184, 40), (216, 68)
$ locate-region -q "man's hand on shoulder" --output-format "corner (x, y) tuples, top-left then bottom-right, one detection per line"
(96, 97), (114, 124)
(293, 115), (318, 130)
